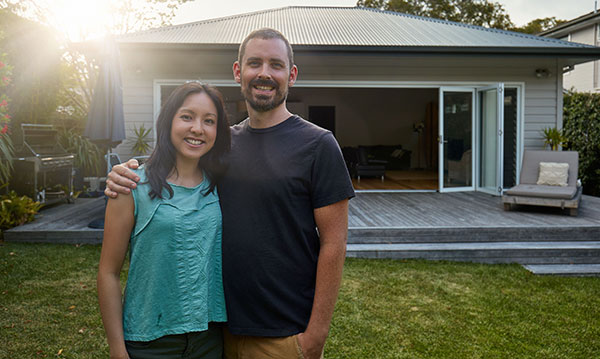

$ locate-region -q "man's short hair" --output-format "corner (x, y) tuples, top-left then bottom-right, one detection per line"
(238, 28), (294, 70)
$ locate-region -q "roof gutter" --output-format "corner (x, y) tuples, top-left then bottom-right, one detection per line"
(117, 42), (600, 61)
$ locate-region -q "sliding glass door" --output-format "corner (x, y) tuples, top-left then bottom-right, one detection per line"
(439, 87), (474, 192)
(477, 84), (504, 195)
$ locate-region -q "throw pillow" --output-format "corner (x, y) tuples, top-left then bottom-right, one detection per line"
(391, 149), (404, 158)
(537, 162), (569, 186)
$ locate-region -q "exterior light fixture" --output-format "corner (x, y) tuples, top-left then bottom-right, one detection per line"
(534, 68), (551, 78)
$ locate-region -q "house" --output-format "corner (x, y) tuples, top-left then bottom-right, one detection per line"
(114, 6), (600, 193)
(540, 10), (600, 92)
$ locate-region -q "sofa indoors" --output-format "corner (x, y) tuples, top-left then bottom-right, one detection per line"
(357, 145), (412, 170)
(342, 145), (412, 180)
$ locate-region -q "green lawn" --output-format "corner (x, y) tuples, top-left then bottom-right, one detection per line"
(1, 242), (599, 358)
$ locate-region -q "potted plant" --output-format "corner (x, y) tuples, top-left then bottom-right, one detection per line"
(128, 124), (152, 156)
(541, 127), (565, 151)
(58, 129), (104, 189)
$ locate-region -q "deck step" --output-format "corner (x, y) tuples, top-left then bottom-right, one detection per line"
(348, 226), (600, 243)
(346, 241), (600, 264)
(523, 264), (600, 276)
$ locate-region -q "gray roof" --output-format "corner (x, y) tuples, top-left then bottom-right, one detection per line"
(118, 6), (600, 56)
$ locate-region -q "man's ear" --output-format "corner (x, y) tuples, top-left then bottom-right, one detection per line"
(288, 64), (298, 87)
(233, 61), (241, 84)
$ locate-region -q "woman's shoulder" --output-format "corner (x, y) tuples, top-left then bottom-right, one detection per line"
(132, 166), (147, 181)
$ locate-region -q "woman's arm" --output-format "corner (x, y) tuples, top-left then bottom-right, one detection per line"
(97, 194), (135, 359)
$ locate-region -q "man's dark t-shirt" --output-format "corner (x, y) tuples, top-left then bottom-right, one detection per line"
(218, 115), (355, 337)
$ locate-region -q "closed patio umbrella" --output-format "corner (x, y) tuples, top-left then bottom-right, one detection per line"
(84, 37), (126, 229)
(84, 36), (126, 148)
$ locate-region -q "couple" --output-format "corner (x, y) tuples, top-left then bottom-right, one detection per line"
(97, 28), (355, 359)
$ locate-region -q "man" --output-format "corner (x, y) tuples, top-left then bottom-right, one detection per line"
(106, 28), (355, 358)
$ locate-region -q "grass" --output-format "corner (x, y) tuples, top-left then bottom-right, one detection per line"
(1, 242), (599, 358)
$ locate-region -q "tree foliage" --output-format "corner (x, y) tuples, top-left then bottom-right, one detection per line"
(0, 0), (192, 137)
(356, 0), (566, 34)
(357, 0), (513, 29)
(563, 92), (600, 196)
(0, 10), (63, 127)
(512, 17), (568, 34)
(1, 0), (192, 38)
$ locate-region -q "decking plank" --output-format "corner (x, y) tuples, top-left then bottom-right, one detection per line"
(348, 192), (600, 228)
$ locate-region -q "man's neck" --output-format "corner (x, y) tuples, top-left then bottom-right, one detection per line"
(247, 102), (293, 129)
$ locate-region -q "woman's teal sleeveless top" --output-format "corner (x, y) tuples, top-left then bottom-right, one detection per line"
(122, 167), (227, 341)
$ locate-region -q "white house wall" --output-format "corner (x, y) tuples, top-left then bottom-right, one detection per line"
(563, 24), (598, 92)
(117, 47), (563, 161)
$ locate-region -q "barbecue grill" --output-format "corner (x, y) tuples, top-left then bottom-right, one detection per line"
(12, 124), (75, 205)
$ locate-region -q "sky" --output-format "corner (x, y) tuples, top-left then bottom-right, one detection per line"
(29, 0), (598, 41)
(173, 0), (597, 27)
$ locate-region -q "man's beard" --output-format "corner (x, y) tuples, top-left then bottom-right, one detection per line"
(242, 78), (288, 112)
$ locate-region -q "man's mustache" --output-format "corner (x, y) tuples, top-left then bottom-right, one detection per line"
(249, 79), (278, 89)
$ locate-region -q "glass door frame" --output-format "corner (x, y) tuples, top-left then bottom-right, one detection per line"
(475, 83), (504, 196)
(438, 87), (476, 193)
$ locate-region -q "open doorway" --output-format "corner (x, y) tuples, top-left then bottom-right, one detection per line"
(289, 87), (440, 190)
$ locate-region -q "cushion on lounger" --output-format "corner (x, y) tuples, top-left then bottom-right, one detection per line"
(537, 162), (569, 187)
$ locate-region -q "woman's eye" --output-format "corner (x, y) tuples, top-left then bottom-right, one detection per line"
(181, 114), (192, 120)
(205, 118), (215, 125)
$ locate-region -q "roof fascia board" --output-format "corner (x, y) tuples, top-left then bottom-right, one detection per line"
(117, 43), (600, 63)
(293, 45), (600, 60)
(540, 12), (600, 37)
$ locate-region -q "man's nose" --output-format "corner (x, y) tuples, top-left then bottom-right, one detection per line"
(257, 63), (272, 78)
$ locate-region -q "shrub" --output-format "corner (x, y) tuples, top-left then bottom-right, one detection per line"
(58, 128), (104, 176)
(563, 91), (600, 196)
(0, 189), (42, 232)
(0, 30), (14, 185)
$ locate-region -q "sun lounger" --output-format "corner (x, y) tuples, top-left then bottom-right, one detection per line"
(502, 150), (582, 216)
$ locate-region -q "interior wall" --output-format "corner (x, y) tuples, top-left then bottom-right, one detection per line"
(218, 87), (438, 168)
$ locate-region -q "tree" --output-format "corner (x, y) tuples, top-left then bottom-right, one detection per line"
(511, 17), (568, 35)
(0, 0), (192, 132)
(357, 0), (513, 29)
(0, 10), (63, 127)
(1, 0), (192, 39)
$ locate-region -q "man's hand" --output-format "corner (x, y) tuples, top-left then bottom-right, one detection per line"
(297, 331), (326, 359)
(104, 159), (141, 198)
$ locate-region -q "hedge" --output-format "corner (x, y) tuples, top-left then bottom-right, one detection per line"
(563, 92), (600, 196)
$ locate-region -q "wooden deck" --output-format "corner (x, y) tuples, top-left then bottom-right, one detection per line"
(349, 191), (600, 229)
(348, 192), (600, 273)
(5, 192), (600, 274)
(4, 197), (104, 244)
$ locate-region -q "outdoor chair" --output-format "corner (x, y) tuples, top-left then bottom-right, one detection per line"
(502, 150), (582, 216)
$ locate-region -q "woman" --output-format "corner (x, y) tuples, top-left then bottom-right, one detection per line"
(97, 82), (231, 359)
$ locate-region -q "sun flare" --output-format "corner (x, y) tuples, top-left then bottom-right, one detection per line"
(41, 0), (113, 41)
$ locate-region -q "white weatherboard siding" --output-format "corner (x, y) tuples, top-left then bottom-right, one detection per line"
(116, 48), (563, 162)
(564, 25), (598, 92)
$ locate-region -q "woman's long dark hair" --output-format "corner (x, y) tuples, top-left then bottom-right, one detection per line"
(144, 82), (231, 199)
